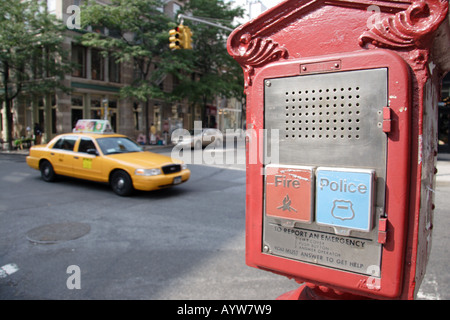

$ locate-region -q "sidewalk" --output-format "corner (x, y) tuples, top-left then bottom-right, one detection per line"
(437, 153), (450, 161)
(0, 149), (29, 156)
(0, 143), (173, 156)
(437, 153), (450, 183)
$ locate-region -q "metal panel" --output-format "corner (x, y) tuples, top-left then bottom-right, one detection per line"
(263, 68), (387, 276)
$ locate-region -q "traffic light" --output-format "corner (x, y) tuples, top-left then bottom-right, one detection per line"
(169, 26), (183, 50)
(182, 26), (193, 50)
(169, 25), (193, 50)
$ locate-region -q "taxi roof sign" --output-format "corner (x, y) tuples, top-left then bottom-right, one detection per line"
(73, 119), (114, 134)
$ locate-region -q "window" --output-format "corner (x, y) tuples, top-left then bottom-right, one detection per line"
(52, 137), (77, 151)
(91, 49), (104, 81)
(72, 45), (86, 78)
(72, 109), (83, 129)
(90, 96), (102, 119)
(96, 137), (142, 155)
(78, 138), (97, 154)
(109, 58), (121, 83)
(133, 102), (140, 130)
(71, 95), (84, 107)
(71, 94), (84, 128)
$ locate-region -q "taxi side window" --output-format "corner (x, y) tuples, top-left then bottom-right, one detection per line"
(78, 138), (97, 154)
(53, 137), (77, 151)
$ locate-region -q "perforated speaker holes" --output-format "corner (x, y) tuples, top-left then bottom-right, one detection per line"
(283, 87), (361, 140)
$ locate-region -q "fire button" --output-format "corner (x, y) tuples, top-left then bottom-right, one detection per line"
(265, 165), (314, 223)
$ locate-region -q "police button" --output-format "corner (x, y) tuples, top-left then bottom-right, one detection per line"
(316, 167), (375, 234)
(265, 164), (315, 223)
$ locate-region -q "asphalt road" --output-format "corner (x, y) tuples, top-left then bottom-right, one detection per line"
(0, 149), (449, 300)
(0, 151), (298, 300)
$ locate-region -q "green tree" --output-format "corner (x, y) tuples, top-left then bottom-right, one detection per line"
(170, 0), (245, 128)
(80, 0), (172, 142)
(80, 0), (244, 136)
(0, 0), (72, 150)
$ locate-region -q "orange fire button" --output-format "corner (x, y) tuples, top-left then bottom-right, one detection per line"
(265, 164), (315, 223)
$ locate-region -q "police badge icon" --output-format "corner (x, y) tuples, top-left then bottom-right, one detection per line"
(331, 200), (355, 221)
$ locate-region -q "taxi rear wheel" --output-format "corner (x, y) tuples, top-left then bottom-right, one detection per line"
(40, 160), (56, 182)
(110, 170), (133, 196)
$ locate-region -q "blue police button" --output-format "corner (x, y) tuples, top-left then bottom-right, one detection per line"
(316, 167), (375, 232)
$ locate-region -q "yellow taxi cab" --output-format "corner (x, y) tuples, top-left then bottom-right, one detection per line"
(26, 120), (190, 196)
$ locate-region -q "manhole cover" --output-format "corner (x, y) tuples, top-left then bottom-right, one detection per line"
(26, 222), (90, 244)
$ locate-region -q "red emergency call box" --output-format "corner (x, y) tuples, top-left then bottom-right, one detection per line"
(228, 0), (450, 299)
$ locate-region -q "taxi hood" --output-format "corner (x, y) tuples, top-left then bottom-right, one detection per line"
(107, 151), (181, 168)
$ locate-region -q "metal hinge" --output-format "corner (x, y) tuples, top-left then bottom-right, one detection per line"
(378, 217), (388, 244)
(382, 106), (391, 133)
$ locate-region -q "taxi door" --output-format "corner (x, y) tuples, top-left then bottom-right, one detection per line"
(49, 136), (78, 176)
(72, 137), (103, 181)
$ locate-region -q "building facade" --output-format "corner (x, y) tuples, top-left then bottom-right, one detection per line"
(1, 0), (201, 146)
(1, 0), (250, 147)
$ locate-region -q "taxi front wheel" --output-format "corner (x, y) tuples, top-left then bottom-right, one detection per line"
(40, 160), (56, 182)
(110, 170), (133, 196)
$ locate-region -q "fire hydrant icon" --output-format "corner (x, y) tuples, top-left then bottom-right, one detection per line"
(331, 200), (355, 221)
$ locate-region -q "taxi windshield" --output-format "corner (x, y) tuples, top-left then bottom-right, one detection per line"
(96, 137), (142, 155)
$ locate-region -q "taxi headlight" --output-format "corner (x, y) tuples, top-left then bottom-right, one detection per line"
(135, 168), (162, 176)
(181, 163), (187, 170)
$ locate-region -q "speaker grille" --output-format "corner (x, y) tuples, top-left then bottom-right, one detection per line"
(283, 86), (362, 141)
(265, 69), (387, 151)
